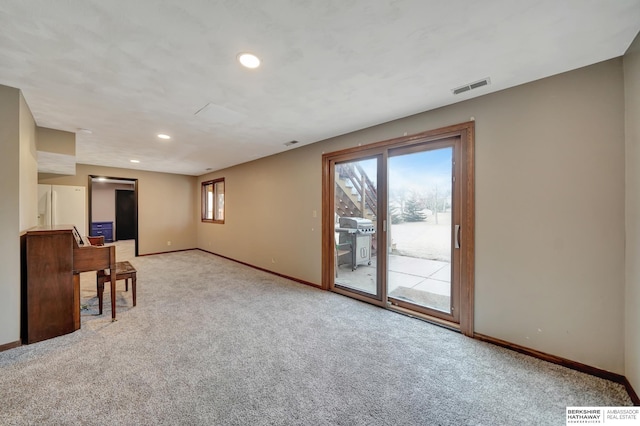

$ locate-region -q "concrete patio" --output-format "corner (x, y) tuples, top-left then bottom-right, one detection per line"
(335, 254), (451, 312)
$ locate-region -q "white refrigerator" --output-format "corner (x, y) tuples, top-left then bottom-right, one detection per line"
(38, 184), (87, 236)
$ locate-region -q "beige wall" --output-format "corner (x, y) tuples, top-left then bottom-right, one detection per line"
(40, 164), (198, 255)
(198, 58), (626, 374)
(198, 146), (323, 282)
(472, 60), (624, 374)
(19, 93), (37, 231)
(0, 86), (38, 346)
(624, 33), (640, 394)
(0, 85), (22, 346)
(36, 127), (75, 155)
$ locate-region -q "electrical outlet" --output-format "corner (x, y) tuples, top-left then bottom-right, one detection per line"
(167, 240), (172, 246)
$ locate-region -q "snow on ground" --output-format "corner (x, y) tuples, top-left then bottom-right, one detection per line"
(388, 212), (451, 262)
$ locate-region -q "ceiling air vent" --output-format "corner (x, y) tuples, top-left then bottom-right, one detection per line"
(284, 140), (299, 147)
(452, 77), (491, 95)
(453, 86), (471, 95)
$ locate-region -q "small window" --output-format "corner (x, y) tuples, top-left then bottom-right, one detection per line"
(202, 178), (225, 223)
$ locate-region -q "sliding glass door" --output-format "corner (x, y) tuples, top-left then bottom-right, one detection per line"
(387, 139), (460, 323)
(323, 123), (474, 333)
(331, 155), (384, 304)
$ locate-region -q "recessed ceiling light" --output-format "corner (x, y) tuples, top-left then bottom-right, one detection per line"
(237, 53), (260, 69)
(157, 134), (171, 140)
(130, 159), (140, 163)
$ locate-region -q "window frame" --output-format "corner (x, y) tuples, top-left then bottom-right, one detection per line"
(201, 178), (225, 224)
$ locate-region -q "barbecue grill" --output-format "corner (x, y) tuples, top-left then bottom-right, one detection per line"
(336, 217), (375, 270)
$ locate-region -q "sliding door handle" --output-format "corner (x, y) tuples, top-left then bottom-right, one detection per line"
(455, 224), (461, 249)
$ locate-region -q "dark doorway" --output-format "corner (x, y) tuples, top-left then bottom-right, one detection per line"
(116, 189), (136, 241)
(88, 176), (139, 257)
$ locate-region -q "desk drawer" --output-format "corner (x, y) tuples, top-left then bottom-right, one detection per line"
(91, 222), (113, 243)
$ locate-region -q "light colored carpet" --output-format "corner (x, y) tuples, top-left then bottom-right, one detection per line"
(0, 250), (632, 425)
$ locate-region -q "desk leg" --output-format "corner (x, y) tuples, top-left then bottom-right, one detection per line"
(73, 273), (80, 330)
(111, 277), (117, 322)
(97, 279), (104, 315)
(132, 274), (136, 306)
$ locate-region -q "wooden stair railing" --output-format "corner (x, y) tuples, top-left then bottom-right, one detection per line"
(336, 163), (377, 217)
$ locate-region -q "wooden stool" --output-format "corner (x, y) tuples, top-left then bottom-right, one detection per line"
(97, 261), (137, 320)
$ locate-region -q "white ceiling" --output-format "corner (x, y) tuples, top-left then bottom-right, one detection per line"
(1, 1), (639, 176)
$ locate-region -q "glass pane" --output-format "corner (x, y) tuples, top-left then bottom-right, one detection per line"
(388, 147), (453, 313)
(205, 184), (214, 220)
(215, 181), (224, 221)
(334, 158), (378, 296)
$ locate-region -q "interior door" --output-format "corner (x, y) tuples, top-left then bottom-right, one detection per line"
(115, 189), (136, 241)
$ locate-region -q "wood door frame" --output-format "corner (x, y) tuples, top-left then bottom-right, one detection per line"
(386, 137), (461, 324)
(328, 152), (387, 307)
(88, 176), (139, 257)
(322, 121), (475, 336)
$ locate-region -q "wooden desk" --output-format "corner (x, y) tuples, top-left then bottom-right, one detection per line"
(21, 225), (115, 344)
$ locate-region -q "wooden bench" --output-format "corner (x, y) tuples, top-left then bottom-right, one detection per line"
(97, 261), (137, 319)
